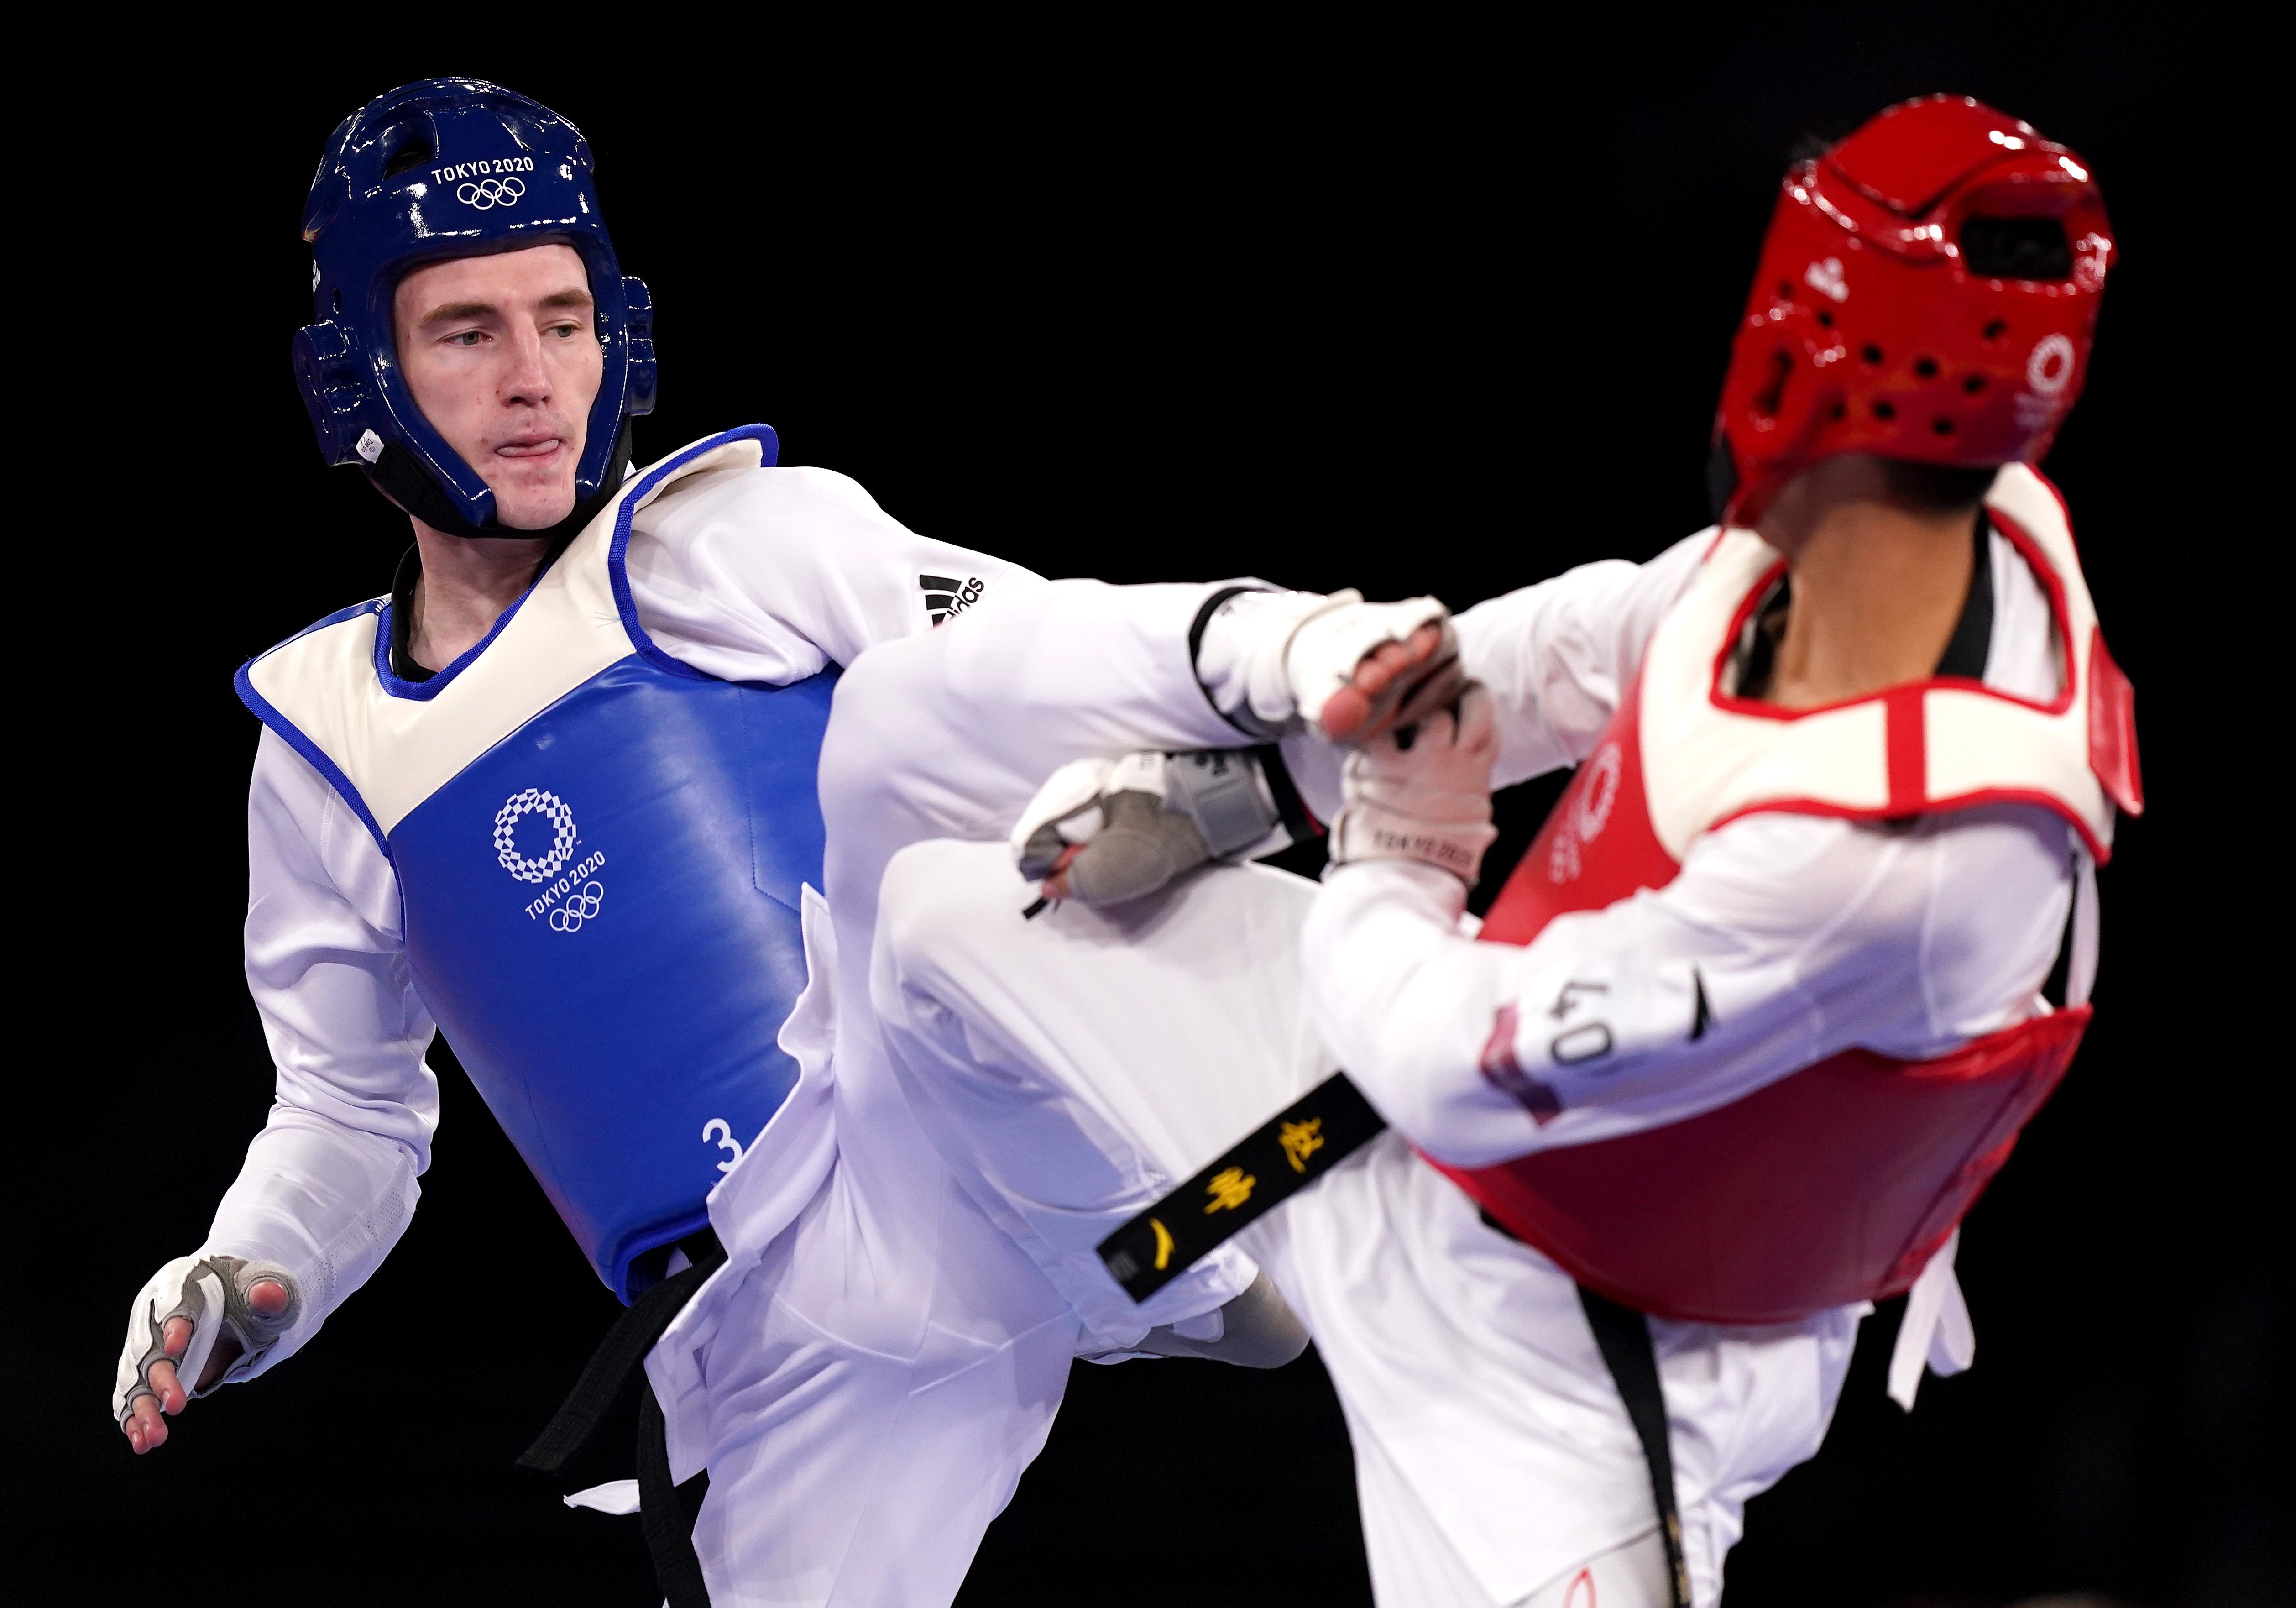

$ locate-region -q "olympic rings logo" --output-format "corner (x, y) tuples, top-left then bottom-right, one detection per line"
(457, 177), (526, 210)
(549, 882), (606, 933)
(495, 789), (578, 883)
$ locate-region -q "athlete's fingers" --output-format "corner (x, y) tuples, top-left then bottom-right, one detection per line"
(146, 1356), (185, 1415)
(153, 1314), (194, 1410)
(1320, 624), (1451, 742)
(125, 1393), (169, 1453)
(1318, 686), (1372, 744)
(129, 1282), (272, 1441)
(246, 1279), (291, 1319)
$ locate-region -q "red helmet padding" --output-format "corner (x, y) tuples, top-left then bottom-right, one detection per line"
(1714, 94), (2114, 524)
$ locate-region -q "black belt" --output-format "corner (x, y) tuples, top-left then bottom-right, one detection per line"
(1095, 1070), (1388, 1301)
(1096, 1074), (1689, 1607)
(518, 1227), (728, 1608)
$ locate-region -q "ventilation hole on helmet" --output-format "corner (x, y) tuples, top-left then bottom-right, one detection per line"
(1961, 216), (2074, 279)
(1778, 281), (1796, 300)
(1816, 311), (1834, 328)
(1983, 320), (2008, 341)
(1830, 401), (1847, 421)
(1873, 401), (1896, 420)
(1933, 417), (1955, 436)
(1752, 350), (1793, 422)
(384, 141), (433, 180)
(1862, 344), (1884, 366)
(1963, 375), (1987, 395)
(1914, 357), (1940, 380)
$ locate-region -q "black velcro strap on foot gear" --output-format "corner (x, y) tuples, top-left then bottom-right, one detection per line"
(639, 1383), (714, 1608)
(1253, 743), (1324, 840)
(1097, 1072), (1387, 1302)
(1576, 1284), (1692, 1608)
(517, 1228), (727, 1475)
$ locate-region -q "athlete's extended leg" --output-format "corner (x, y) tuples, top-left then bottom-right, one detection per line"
(870, 837), (1328, 1347)
(653, 582), (1346, 1604)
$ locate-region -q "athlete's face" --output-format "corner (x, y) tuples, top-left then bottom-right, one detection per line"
(393, 243), (603, 531)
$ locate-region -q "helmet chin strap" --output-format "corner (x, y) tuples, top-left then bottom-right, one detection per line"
(367, 421), (633, 542)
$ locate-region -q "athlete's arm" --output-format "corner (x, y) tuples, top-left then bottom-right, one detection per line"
(631, 459), (1462, 777)
(119, 730), (435, 1452)
(1454, 532), (1710, 787)
(621, 463), (1050, 681)
(1305, 805), (2080, 1166)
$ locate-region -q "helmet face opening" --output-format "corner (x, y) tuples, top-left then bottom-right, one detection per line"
(1959, 217), (2074, 280)
(291, 78), (657, 539)
(1712, 95), (2113, 528)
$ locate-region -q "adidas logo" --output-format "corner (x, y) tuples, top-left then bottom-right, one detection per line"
(921, 573), (987, 626)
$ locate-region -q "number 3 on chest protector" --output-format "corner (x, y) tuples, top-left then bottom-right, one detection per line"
(703, 1118), (746, 1173)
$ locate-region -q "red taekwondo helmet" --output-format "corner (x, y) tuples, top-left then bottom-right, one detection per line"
(1710, 95), (2114, 526)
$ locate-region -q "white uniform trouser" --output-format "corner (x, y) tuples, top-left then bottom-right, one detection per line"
(873, 838), (1859, 1608)
(658, 580), (1308, 1605)
(680, 1151), (1081, 1608)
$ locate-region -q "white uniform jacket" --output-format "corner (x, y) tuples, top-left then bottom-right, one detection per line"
(1286, 495), (2108, 1599)
(213, 444), (1040, 1375)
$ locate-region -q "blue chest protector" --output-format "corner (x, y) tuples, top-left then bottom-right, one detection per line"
(239, 428), (827, 1299)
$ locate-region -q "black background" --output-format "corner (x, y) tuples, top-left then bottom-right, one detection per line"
(24, 10), (2279, 1606)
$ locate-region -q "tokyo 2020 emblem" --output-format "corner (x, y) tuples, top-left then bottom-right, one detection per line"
(495, 790), (577, 883)
(498, 790), (609, 934)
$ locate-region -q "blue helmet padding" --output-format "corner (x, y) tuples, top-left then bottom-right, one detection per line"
(291, 79), (657, 534)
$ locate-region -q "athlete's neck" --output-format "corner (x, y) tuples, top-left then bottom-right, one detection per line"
(404, 519), (553, 672)
(1753, 455), (1979, 711)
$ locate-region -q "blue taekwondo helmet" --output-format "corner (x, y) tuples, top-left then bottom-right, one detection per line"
(292, 79), (657, 539)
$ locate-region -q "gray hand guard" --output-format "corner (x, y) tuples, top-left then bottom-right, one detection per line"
(116, 1256), (303, 1424)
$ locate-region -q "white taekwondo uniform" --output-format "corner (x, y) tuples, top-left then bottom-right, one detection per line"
(192, 433), (1144, 1608)
(851, 464), (2128, 1606)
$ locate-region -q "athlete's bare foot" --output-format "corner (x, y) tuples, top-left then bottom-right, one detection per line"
(1040, 842), (1088, 902)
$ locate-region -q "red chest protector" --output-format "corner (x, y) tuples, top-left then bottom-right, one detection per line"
(1430, 465), (2142, 1325)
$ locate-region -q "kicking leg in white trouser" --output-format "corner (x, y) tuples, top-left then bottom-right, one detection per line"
(648, 579), (1373, 1603)
(868, 837), (1326, 1352)
(868, 838), (1856, 1608)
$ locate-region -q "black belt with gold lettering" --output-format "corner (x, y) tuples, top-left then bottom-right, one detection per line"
(1096, 1071), (1389, 1301)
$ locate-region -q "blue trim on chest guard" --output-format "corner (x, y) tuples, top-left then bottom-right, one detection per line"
(609, 425), (781, 679)
(371, 580), (545, 701)
(234, 602), (395, 859)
